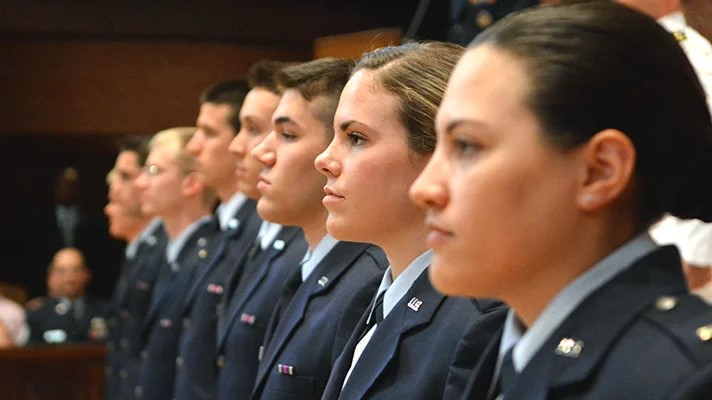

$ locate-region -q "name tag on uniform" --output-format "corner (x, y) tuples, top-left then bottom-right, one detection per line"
(240, 313), (256, 325)
(159, 319), (173, 328)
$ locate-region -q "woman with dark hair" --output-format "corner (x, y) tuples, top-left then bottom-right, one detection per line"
(410, 2), (712, 399)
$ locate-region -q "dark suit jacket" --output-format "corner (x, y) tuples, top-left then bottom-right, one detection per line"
(251, 242), (388, 400)
(26, 295), (110, 345)
(216, 225), (307, 400)
(134, 219), (217, 400)
(322, 268), (505, 400)
(105, 223), (167, 400)
(174, 201), (262, 400)
(462, 246), (712, 400)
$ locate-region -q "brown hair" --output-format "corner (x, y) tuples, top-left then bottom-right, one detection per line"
(247, 60), (297, 95)
(353, 42), (465, 154)
(277, 57), (355, 138)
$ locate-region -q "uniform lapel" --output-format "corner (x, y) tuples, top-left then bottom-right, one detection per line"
(339, 270), (444, 400)
(141, 221), (212, 333)
(217, 226), (302, 346)
(254, 241), (370, 393)
(322, 306), (371, 400)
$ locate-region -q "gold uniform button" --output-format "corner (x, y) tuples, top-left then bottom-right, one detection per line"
(697, 325), (712, 342)
(199, 249), (208, 259)
(655, 295), (678, 311)
(216, 355), (226, 368)
(672, 31), (687, 43)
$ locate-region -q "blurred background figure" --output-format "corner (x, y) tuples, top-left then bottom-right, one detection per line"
(0, 293), (28, 348)
(26, 247), (109, 345)
(447, 0), (540, 46)
(616, 0), (712, 295)
(103, 137), (168, 400)
(24, 166), (122, 300)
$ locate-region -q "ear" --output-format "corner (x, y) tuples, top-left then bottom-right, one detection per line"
(181, 171), (204, 198)
(577, 129), (636, 212)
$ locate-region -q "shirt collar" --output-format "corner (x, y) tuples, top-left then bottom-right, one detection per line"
(300, 234), (339, 282)
(126, 218), (162, 259)
(258, 221), (283, 250)
(501, 232), (658, 372)
(369, 250), (433, 323)
(165, 215), (212, 265)
(216, 192), (248, 231)
(657, 10), (686, 33)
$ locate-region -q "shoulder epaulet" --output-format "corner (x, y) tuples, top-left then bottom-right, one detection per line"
(644, 293), (712, 366)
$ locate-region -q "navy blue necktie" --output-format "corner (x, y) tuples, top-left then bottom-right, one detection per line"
(496, 348), (517, 397)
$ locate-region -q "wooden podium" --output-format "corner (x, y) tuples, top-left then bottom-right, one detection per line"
(0, 344), (106, 400)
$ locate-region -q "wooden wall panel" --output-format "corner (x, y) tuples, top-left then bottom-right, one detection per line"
(313, 28), (402, 60)
(0, 39), (310, 136)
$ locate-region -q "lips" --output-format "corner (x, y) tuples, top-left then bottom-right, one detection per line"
(424, 218), (453, 249)
(234, 163), (246, 178)
(323, 186), (344, 198)
(257, 174), (272, 194)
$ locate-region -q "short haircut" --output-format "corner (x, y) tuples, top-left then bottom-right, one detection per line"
(246, 60), (297, 95)
(199, 80), (249, 134)
(276, 58), (355, 138)
(116, 135), (150, 166)
(148, 127), (198, 175)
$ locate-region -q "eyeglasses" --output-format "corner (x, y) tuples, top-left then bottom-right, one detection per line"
(142, 164), (163, 176)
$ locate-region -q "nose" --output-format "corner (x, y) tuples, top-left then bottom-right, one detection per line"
(135, 173), (148, 190)
(315, 140), (341, 177)
(252, 131), (276, 167)
(186, 130), (203, 156)
(229, 129), (246, 158)
(409, 155), (449, 210)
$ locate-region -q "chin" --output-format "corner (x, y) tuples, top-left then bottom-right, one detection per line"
(325, 217), (348, 240)
(428, 257), (476, 297)
(256, 199), (289, 225)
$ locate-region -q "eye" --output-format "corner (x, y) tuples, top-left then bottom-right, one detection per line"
(452, 136), (481, 159)
(280, 131), (297, 141)
(246, 124), (260, 136)
(346, 132), (366, 147)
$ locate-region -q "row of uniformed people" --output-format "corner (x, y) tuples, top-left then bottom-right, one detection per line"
(102, 37), (502, 399)
(103, 2), (712, 400)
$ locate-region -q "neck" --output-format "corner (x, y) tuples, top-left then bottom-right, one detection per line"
(302, 209), (329, 249)
(125, 218), (151, 243)
(216, 182), (239, 204)
(504, 214), (637, 327)
(378, 221), (430, 279)
(161, 202), (210, 240)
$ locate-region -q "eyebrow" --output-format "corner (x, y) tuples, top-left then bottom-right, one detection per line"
(274, 116), (295, 126)
(444, 118), (487, 135)
(338, 120), (357, 132)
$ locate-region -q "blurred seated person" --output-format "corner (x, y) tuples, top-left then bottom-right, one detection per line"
(0, 294), (28, 348)
(26, 248), (109, 345)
